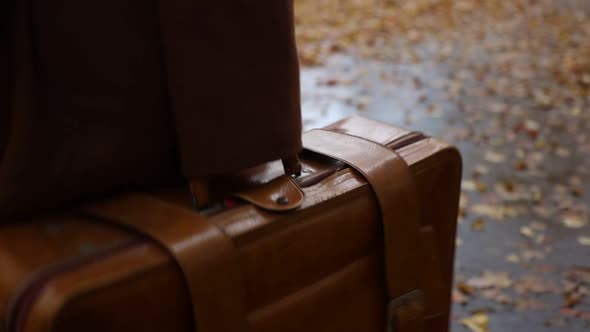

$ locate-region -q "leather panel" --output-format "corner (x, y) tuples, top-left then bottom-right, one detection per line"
(249, 255), (386, 332)
(238, 190), (380, 309)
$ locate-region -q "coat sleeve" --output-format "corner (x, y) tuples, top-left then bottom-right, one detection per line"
(0, 0), (302, 220)
(158, 0), (303, 178)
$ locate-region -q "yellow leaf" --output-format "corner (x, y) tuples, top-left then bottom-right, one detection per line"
(484, 151), (506, 163)
(467, 271), (513, 289)
(462, 180), (477, 191)
(520, 226), (534, 238)
(456, 237), (464, 246)
(471, 219), (486, 231)
(563, 213), (587, 229)
(578, 236), (590, 246)
(506, 253), (520, 263)
(461, 312), (490, 332)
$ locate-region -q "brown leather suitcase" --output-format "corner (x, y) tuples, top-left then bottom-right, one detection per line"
(0, 116), (461, 332)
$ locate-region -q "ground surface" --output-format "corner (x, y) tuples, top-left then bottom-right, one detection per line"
(295, 1), (590, 331)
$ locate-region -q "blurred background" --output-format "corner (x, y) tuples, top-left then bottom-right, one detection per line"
(294, 0), (589, 331)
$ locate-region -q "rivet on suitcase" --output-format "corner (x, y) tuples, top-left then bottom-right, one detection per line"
(0, 116), (462, 332)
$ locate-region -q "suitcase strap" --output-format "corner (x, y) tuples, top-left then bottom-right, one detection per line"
(83, 195), (248, 332)
(303, 129), (425, 332)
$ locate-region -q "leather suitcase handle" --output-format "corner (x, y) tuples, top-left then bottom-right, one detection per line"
(190, 154), (302, 211)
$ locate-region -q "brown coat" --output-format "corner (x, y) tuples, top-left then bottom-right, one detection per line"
(0, 0), (302, 220)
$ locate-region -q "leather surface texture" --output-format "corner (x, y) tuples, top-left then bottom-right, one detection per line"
(0, 117), (462, 332)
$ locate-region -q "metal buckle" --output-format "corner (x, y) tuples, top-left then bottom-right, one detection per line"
(387, 290), (425, 332)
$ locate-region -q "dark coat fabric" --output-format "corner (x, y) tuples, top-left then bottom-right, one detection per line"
(0, 0), (302, 220)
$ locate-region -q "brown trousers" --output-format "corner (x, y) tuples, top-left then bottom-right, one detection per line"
(0, 0), (302, 220)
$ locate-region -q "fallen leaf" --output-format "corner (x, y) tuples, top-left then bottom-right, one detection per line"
(426, 103), (442, 117)
(480, 289), (513, 304)
(564, 289), (585, 308)
(513, 160), (528, 171)
(457, 282), (475, 295)
(513, 275), (561, 294)
(533, 89), (552, 107)
(565, 267), (590, 283)
(471, 218), (486, 231)
(484, 151), (507, 163)
(520, 249), (546, 262)
(471, 204), (525, 220)
(474, 164), (490, 175)
(506, 253), (520, 263)
(530, 222), (547, 231)
(467, 271), (513, 289)
(476, 182), (488, 193)
(560, 308), (590, 322)
(462, 180), (477, 191)
(556, 147), (571, 157)
(562, 212), (587, 229)
(453, 288), (469, 305)
(488, 102), (508, 113)
(578, 236), (590, 246)
(461, 313), (490, 332)
(494, 182), (532, 201)
(520, 226), (535, 238)
(571, 187), (584, 197)
(320, 78), (353, 86)
(355, 95), (373, 111)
